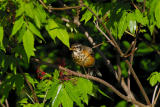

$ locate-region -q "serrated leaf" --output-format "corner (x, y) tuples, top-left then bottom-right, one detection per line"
(65, 81), (84, 107)
(75, 78), (93, 105)
(16, 6), (24, 17)
(118, 11), (127, 39)
(56, 29), (70, 48)
(34, 2), (46, 23)
(23, 29), (35, 62)
(45, 19), (70, 48)
(34, 15), (41, 29)
(80, 9), (93, 23)
(45, 19), (58, 41)
(53, 69), (60, 80)
(28, 22), (44, 41)
(61, 87), (73, 107)
(46, 82), (59, 99)
(11, 16), (24, 36)
(24, 2), (34, 18)
(135, 9), (148, 25)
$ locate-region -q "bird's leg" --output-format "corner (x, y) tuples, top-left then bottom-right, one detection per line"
(82, 65), (88, 74)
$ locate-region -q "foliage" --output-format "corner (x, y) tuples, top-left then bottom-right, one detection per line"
(0, 0), (160, 107)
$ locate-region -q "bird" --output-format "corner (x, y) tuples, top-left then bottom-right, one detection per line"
(70, 43), (95, 68)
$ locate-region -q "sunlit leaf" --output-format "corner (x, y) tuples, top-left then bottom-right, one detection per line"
(11, 16), (24, 36)
(118, 11), (127, 39)
(45, 19), (70, 48)
(28, 22), (44, 41)
(155, 2), (160, 28)
(23, 29), (35, 62)
(0, 26), (4, 50)
(80, 9), (93, 24)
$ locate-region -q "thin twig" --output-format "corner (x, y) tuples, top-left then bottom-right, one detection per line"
(39, 0), (82, 12)
(94, 21), (115, 46)
(143, 0), (146, 13)
(25, 90), (35, 104)
(125, 60), (150, 105)
(128, 39), (137, 93)
(83, 4), (124, 56)
(152, 84), (159, 104)
(32, 58), (147, 107)
(43, 89), (49, 104)
(153, 87), (160, 105)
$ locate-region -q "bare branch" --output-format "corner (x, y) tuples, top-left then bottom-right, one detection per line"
(39, 0), (82, 12)
(125, 60), (151, 105)
(153, 86), (160, 105)
(152, 84), (159, 104)
(94, 21), (115, 46)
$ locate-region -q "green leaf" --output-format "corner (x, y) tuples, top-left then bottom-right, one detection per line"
(61, 87), (73, 107)
(155, 2), (160, 28)
(16, 5), (24, 17)
(25, 73), (38, 88)
(28, 22), (44, 41)
(75, 78), (93, 104)
(56, 29), (70, 48)
(53, 69), (60, 80)
(34, 2), (47, 23)
(135, 9), (148, 25)
(34, 15), (41, 29)
(116, 100), (127, 107)
(11, 16), (24, 36)
(80, 9), (93, 24)
(147, 72), (160, 86)
(24, 103), (44, 107)
(118, 11), (127, 39)
(65, 81), (84, 107)
(24, 2), (34, 19)
(45, 19), (58, 41)
(137, 42), (154, 54)
(45, 19), (70, 48)
(14, 74), (24, 95)
(98, 89), (112, 100)
(0, 26), (4, 49)
(46, 81), (59, 99)
(23, 29), (35, 62)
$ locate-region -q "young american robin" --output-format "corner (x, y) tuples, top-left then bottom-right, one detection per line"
(70, 43), (95, 67)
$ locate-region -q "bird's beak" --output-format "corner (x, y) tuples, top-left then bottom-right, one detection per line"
(69, 47), (73, 50)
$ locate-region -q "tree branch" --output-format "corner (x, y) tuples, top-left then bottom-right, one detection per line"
(83, 3), (150, 105)
(143, 0), (146, 13)
(153, 87), (160, 105)
(152, 84), (159, 104)
(31, 58), (147, 107)
(39, 0), (82, 12)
